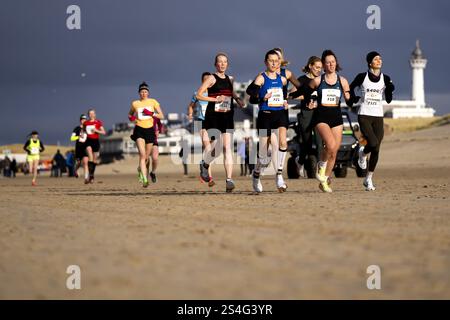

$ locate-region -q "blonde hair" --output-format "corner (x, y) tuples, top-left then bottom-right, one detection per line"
(302, 56), (322, 74)
(273, 47), (289, 67)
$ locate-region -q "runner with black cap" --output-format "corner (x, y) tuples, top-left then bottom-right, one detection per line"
(128, 82), (165, 188)
(349, 51), (395, 191)
(71, 114), (88, 181)
(23, 131), (45, 186)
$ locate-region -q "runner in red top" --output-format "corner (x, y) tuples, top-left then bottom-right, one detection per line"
(149, 116), (163, 183)
(83, 109), (106, 184)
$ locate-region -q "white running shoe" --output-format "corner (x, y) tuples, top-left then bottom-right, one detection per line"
(358, 146), (367, 170)
(276, 174), (287, 193)
(252, 173), (263, 193)
(363, 178), (376, 191)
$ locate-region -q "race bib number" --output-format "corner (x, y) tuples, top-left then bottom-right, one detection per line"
(365, 90), (382, 105)
(214, 96), (232, 112)
(30, 146), (39, 155)
(79, 132), (87, 143)
(85, 125), (96, 135)
(137, 107), (152, 120)
(267, 88), (284, 107)
(321, 89), (341, 106)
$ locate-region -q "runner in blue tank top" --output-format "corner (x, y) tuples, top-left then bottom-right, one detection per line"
(246, 49), (290, 193)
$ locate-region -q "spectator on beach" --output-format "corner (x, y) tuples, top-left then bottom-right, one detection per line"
(3, 156), (11, 177)
(52, 150), (66, 177)
(65, 150), (75, 177)
(10, 158), (17, 178)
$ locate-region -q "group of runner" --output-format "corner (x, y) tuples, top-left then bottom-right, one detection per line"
(189, 48), (394, 193)
(25, 48), (394, 193)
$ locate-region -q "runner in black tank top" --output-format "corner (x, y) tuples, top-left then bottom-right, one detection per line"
(195, 53), (245, 192)
(290, 50), (351, 193)
(290, 56), (323, 177)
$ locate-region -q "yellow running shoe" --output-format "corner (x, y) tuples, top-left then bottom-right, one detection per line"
(319, 181), (333, 193)
(315, 165), (327, 183)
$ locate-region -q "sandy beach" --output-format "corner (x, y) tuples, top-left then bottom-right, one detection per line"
(0, 124), (449, 299)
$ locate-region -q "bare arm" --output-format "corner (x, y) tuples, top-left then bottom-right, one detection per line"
(340, 76), (351, 103)
(196, 75), (217, 102)
(286, 69), (301, 89)
(187, 101), (195, 120)
(229, 76), (245, 108)
(154, 104), (165, 120)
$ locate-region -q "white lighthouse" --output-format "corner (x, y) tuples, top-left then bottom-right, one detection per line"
(410, 40), (427, 108)
(382, 40), (435, 118)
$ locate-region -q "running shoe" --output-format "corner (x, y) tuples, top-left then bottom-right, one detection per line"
(89, 175), (94, 184)
(363, 177), (376, 191)
(358, 146), (367, 170)
(315, 165), (327, 183)
(142, 176), (149, 188)
(319, 181), (333, 193)
(31, 181), (37, 186)
(199, 160), (210, 183)
(150, 172), (157, 183)
(84, 178), (90, 185)
(208, 176), (215, 187)
(225, 179), (235, 193)
(252, 172), (263, 193)
(276, 173), (287, 193)
(137, 167), (144, 183)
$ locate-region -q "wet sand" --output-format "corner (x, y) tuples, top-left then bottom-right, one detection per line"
(0, 125), (449, 299)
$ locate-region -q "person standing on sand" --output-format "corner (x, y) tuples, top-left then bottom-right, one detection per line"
(348, 51), (395, 191)
(23, 131), (45, 186)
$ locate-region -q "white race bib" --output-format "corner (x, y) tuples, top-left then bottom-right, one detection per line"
(85, 125), (96, 135)
(214, 96), (232, 112)
(365, 89), (382, 105)
(137, 107), (152, 120)
(79, 132), (87, 143)
(267, 88), (284, 107)
(30, 146), (39, 155)
(321, 89), (341, 106)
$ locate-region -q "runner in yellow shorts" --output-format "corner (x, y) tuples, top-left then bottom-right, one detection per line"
(23, 131), (45, 186)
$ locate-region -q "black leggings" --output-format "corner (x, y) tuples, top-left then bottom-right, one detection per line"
(297, 109), (315, 165)
(358, 115), (384, 172)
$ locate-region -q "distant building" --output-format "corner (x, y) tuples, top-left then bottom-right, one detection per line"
(383, 40), (435, 118)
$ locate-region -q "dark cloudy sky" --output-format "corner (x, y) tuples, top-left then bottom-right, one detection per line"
(1, 0), (449, 144)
